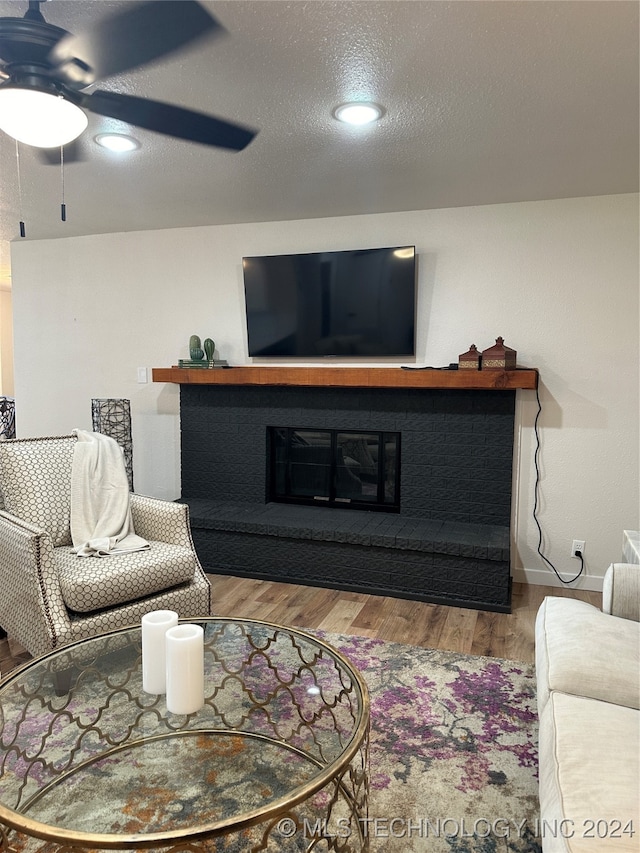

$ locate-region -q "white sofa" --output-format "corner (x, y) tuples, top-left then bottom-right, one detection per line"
(535, 563), (640, 852)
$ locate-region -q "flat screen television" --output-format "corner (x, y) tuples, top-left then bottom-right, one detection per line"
(242, 246), (416, 357)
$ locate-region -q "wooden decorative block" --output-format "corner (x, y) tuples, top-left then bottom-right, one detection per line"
(481, 337), (517, 370)
(458, 344), (481, 369)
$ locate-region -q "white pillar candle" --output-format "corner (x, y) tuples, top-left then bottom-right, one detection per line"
(165, 623), (204, 715)
(141, 609), (178, 694)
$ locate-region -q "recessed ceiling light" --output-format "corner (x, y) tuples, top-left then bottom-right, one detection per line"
(94, 133), (140, 152)
(333, 102), (384, 126)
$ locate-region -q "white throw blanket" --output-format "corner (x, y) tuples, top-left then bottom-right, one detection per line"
(71, 429), (150, 557)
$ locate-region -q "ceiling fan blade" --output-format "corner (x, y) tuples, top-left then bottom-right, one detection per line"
(35, 138), (84, 166)
(48, 1), (222, 87)
(78, 89), (257, 151)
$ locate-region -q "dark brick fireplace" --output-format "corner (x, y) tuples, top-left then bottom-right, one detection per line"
(178, 382), (517, 612)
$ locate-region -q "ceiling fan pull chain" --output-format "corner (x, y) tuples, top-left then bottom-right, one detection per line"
(15, 141), (25, 238)
(60, 145), (66, 222)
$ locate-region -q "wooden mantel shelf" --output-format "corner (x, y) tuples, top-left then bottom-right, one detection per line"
(152, 366), (539, 391)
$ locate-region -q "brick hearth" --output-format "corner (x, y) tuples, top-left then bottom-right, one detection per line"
(178, 383), (517, 612)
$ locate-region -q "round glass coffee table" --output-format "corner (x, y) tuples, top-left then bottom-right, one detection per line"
(0, 619), (369, 852)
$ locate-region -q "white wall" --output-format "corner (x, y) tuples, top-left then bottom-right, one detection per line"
(0, 286), (13, 397)
(10, 193), (639, 590)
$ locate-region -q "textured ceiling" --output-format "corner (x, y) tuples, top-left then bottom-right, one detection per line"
(0, 0), (638, 289)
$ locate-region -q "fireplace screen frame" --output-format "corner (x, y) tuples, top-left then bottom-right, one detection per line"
(267, 427), (401, 513)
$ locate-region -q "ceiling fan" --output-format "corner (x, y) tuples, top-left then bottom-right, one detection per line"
(0, 0), (257, 155)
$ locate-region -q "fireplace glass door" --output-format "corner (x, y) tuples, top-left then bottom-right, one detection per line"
(269, 428), (400, 512)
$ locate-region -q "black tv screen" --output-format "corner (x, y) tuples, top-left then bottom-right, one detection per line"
(242, 246), (416, 357)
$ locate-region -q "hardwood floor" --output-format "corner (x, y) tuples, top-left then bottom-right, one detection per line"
(209, 575), (601, 663)
(0, 576), (601, 676)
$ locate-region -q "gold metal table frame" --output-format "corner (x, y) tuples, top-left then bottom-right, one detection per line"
(0, 618), (370, 852)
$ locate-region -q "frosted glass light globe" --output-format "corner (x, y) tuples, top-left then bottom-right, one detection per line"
(0, 87), (88, 148)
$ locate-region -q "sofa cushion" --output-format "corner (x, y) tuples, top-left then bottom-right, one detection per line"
(55, 542), (197, 613)
(0, 436), (76, 547)
(538, 691), (639, 852)
(535, 597), (640, 713)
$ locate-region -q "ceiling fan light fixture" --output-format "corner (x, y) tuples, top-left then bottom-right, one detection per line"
(0, 86), (88, 148)
(94, 133), (140, 152)
(333, 102), (384, 126)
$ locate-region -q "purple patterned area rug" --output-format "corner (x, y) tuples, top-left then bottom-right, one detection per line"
(317, 631), (541, 853)
(1, 629), (541, 853)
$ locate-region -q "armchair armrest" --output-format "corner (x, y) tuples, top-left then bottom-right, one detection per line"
(0, 510), (68, 655)
(129, 494), (195, 548)
(0, 509), (57, 578)
(602, 563), (640, 622)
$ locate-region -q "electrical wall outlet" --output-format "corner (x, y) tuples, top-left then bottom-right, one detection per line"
(571, 539), (585, 558)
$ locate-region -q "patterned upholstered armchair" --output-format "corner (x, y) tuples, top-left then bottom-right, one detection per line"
(0, 435), (212, 659)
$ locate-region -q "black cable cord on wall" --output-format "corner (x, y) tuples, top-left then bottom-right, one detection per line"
(532, 383), (585, 584)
